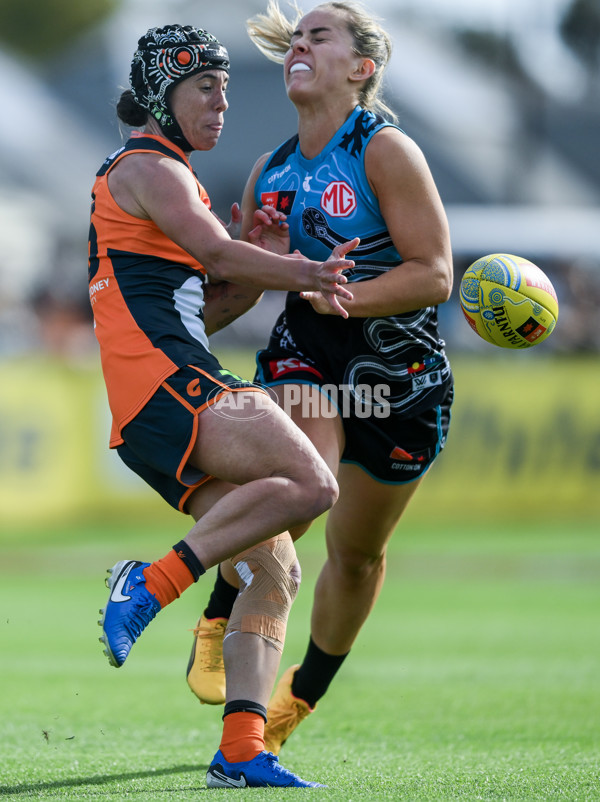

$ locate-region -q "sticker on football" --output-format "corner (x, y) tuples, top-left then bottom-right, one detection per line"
(459, 253), (559, 348)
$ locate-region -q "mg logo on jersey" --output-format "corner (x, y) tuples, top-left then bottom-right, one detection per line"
(321, 181), (356, 217)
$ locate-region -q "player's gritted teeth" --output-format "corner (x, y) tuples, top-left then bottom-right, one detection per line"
(288, 62), (311, 76)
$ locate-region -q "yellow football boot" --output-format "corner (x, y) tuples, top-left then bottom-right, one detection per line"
(264, 665), (315, 755)
(186, 615), (226, 705)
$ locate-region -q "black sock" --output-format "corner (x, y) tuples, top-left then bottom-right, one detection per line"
(171, 540), (205, 581)
(203, 565), (239, 620)
(291, 637), (349, 709)
(223, 700), (268, 723)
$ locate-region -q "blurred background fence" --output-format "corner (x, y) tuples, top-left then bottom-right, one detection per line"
(1, 0), (599, 531)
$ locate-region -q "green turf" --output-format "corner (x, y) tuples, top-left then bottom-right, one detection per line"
(0, 520), (598, 800)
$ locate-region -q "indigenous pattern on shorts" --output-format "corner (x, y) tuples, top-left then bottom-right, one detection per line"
(88, 132), (213, 447)
(255, 105), (452, 418)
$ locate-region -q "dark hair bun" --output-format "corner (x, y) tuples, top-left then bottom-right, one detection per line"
(116, 89), (148, 127)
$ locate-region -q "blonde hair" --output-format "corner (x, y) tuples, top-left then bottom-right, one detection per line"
(247, 0), (396, 121)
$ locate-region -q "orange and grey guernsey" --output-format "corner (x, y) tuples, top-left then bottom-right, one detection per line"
(88, 132), (212, 448)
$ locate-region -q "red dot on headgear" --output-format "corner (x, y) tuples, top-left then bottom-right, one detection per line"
(176, 50), (192, 66)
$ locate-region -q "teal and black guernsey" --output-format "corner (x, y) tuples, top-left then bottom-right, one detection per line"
(254, 105), (452, 417)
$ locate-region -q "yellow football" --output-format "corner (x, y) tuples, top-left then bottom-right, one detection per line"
(459, 253), (559, 348)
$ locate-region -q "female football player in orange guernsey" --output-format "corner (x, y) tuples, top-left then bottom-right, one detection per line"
(90, 23), (360, 788)
(187, 0), (454, 756)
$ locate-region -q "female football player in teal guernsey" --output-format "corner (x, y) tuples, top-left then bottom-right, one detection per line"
(187, 0), (454, 754)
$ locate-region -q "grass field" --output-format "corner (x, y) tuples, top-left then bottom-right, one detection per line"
(1, 516), (599, 800)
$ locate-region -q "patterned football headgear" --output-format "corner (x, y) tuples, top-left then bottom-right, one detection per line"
(130, 24), (229, 151)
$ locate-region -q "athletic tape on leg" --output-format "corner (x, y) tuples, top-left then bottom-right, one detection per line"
(226, 534), (299, 651)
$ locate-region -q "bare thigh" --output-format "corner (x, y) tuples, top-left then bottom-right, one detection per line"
(189, 391), (331, 488)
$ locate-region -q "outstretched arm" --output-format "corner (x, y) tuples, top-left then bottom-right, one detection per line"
(202, 202), (290, 334)
(112, 151), (354, 316)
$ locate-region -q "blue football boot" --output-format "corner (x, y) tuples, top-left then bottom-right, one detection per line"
(206, 749), (326, 788)
(98, 560), (161, 667)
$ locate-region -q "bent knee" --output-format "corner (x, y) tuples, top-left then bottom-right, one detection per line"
(290, 557), (302, 594)
(311, 470), (339, 517)
(283, 466), (338, 526)
(226, 535), (299, 652)
(302, 465), (339, 520)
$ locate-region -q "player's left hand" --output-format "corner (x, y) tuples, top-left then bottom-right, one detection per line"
(248, 206), (290, 254)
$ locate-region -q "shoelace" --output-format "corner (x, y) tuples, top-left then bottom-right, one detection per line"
(270, 699), (308, 729)
(256, 753), (290, 778)
(191, 624), (225, 671)
(123, 593), (159, 640)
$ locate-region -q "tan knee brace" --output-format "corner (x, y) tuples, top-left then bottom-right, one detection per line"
(225, 534), (300, 652)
